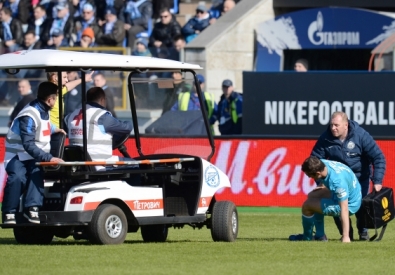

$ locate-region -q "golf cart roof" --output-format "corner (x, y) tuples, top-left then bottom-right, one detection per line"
(0, 49), (203, 71)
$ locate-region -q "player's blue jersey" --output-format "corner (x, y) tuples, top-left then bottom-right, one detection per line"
(320, 159), (362, 213)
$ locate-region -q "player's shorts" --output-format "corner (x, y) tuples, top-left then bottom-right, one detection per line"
(320, 198), (360, 217)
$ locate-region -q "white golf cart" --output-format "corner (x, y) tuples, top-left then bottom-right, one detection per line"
(0, 50), (238, 245)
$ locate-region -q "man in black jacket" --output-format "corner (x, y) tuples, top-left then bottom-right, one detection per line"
(0, 7), (23, 52)
(149, 7), (181, 55)
(27, 5), (47, 42)
(41, 2), (74, 47)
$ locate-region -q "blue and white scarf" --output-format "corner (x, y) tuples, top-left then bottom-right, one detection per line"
(77, 16), (95, 41)
(2, 19), (13, 41)
(125, 0), (146, 20)
(50, 12), (70, 36)
(104, 20), (115, 34)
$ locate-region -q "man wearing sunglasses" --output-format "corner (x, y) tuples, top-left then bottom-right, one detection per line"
(73, 3), (101, 45)
(149, 7), (181, 51)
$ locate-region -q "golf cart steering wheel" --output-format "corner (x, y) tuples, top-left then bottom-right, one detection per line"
(112, 133), (130, 150)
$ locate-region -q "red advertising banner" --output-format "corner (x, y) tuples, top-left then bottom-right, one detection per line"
(212, 139), (317, 207)
(212, 139), (394, 207)
(0, 137), (394, 207)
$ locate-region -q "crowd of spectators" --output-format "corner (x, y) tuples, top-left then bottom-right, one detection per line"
(0, 0), (242, 134)
(0, 0), (239, 102)
(0, 0), (238, 58)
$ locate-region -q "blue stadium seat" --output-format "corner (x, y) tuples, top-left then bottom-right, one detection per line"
(170, 0), (179, 14)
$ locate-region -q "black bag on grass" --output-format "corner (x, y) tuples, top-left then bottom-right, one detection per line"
(360, 187), (394, 241)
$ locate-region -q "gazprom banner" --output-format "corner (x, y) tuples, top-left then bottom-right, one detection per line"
(255, 7), (395, 71)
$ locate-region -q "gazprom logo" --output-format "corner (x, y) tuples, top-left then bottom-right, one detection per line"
(308, 11), (360, 46)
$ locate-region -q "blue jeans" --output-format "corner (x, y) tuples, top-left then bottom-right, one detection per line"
(1, 156), (44, 213)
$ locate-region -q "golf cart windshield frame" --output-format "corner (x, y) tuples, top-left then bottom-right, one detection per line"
(42, 67), (215, 162)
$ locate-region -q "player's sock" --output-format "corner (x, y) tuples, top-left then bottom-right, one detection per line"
(302, 215), (314, 240)
(314, 213), (325, 238)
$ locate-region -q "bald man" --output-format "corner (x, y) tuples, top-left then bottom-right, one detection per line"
(223, 0), (236, 14)
(8, 80), (35, 127)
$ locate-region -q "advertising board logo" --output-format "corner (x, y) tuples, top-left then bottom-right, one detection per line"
(205, 165), (220, 188)
(382, 197), (389, 209)
(308, 11), (360, 46)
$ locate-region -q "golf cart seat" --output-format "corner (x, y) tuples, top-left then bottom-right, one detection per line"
(63, 145), (95, 172)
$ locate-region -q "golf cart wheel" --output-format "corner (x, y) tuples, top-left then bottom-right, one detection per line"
(89, 204), (128, 245)
(210, 201), (238, 242)
(141, 225), (168, 242)
(14, 227), (54, 245)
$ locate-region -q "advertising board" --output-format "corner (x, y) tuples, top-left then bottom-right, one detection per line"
(1, 137), (393, 207)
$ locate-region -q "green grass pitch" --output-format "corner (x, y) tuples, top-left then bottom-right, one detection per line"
(0, 207), (395, 275)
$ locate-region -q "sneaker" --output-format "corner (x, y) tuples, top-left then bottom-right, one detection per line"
(359, 232), (369, 241)
(23, 207), (40, 224)
(313, 234), (328, 241)
(289, 234), (305, 241)
(3, 213), (16, 224)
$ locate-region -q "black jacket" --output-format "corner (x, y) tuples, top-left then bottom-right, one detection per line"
(12, 0), (32, 24)
(27, 19), (46, 42)
(149, 14), (181, 48)
(0, 18), (24, 48)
